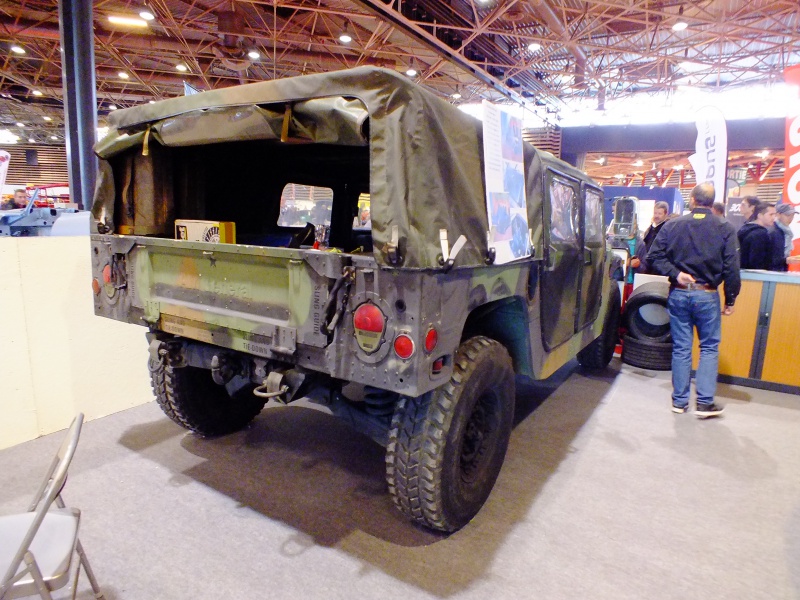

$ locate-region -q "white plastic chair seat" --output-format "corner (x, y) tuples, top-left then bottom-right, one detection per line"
(0, 508), (80, 598)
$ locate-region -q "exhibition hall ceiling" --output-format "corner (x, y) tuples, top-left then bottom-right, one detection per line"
(0, 0), (798, 177)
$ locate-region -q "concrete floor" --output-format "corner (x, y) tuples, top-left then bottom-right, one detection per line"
(1, 359), (798, 600)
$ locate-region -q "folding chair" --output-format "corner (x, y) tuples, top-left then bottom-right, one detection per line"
(0, 414), (104, 599)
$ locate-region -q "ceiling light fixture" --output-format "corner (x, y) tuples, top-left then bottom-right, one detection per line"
(176, 63), (188, 72)
(527, 42), (541, 53)
(16, 122), (24, 127)
(672, 21), (688, 31)
(50, 135), (58, 140)
(451, 90), (462, 100)
(28, 138), (35, 143)
(339, 23), (352, 44)
(108, 15), (149, 27)
(10, 45), (25, 55)
(138, 9), (155, 21)
(43, 116), (52, 121)
(406, 60), (417, 77)
(118, 71), (130, 79)
(32, 90), (43, 96)
(108, 104), (117, 110)
(149, 100), (156, 104)
(632, 159), (644, 167)
(247, 50), (260, 60)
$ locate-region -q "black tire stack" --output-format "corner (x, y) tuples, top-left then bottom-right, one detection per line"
(620, 281), (673, 371)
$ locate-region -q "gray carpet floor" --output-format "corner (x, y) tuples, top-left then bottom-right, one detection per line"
(1, 359), (798, 600)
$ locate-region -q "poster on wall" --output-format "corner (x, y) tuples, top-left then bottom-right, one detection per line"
(482, 101), (530, 264)
(687, 105), (728, 206)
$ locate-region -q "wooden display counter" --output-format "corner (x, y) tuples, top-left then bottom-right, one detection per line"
(694, 270), (800, 392)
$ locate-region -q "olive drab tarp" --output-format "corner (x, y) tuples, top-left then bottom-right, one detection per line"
(92, 66), (547, 269)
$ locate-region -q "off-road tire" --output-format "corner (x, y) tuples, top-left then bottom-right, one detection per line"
(385, 336), (515, 532)
(577, 284), (622, 369)
(621, 334), (673, 371)
(623, 281), (671, 343)
(149, 358), (264, 436)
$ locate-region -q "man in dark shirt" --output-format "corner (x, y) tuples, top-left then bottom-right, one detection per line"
(648, 182), (741, 418)
(738, 203), (776, 269)
(642, 201), (669, 252)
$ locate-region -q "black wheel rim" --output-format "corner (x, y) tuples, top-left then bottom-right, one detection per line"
(459, 391), (496, 484)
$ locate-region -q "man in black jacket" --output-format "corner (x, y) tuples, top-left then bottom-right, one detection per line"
(648, 182), (740, 418)
(642, 201), (669, 252)
(738, 203), (776, 269)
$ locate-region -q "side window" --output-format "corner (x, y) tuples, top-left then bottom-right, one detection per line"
(584, 188), (604, 243)
(278, 183), (333, 227)
(549, 178), (577, 243)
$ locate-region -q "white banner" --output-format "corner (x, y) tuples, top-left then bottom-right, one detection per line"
(482, 101), (530, 264)
(0, 150), (9, 193)
(687, 106), (727, 205)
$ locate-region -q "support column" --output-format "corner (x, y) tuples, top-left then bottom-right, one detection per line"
(58, 0), (97, 211)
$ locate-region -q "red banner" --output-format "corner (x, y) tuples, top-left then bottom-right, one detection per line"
(784, 65), (800, 270)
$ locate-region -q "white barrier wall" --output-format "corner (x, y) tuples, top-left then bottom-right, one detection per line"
(0, 236), (152, 450)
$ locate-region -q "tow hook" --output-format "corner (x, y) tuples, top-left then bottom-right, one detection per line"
(211, 354), (238, 385)
(253, 371), (290, 401)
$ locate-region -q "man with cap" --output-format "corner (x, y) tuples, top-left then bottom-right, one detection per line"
(770, 203), (800, 271)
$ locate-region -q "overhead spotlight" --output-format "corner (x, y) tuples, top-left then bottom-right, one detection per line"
(149, 100), (156, 104)
(476, 0), (491, 5)
(176, 63), (188, 72)
(247, 50), (260, 60)
(672, 21), (688, 31)
(108, 15), (149, 27)
(42, 116), (52, 121)
(593, 156), (606, 165)
(28, 138), (35, 143)
(138, 9), (155, 20)
(108, 104), (117, 111)
(674, 164), (684, 170)
(10, 45), (25, 55)
(757, 150), (769, 158)
(451, 90), (462, 100)
(118, 71), (130, 79)
(339, 23), (352, 44)
(527, 42), (541, 53)
(632, 159), (644, 167)
(50, 135), (58, 140)
(406, 60), (417, 77)
(16, 122), (24, 127)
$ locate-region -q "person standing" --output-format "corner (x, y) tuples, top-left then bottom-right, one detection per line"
(738, 203), (776, 269)
(740, 196), (760, 223)
(712, 202), (726, 219)
(648, 182), (740, 418)
(642, 201), (669, 252)
(770, 204), (800, 271)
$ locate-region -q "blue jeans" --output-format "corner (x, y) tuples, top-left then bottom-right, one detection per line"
(668, 289), (721, 408)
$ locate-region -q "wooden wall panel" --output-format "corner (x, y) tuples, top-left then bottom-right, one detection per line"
(760, 283), (800, 386)
(0, 144), (68, 187)
(692, 280), (762, 377)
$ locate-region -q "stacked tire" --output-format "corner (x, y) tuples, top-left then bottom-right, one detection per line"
(621, 281), (673, 371)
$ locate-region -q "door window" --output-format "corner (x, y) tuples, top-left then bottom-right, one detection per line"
(549, 178), (577, 243)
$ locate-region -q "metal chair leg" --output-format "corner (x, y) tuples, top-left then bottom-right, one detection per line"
(76, 540), (104, 599)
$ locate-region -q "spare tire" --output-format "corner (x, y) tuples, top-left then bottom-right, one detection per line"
(624, 280), (671, 343)
(621, 335), (672, 371)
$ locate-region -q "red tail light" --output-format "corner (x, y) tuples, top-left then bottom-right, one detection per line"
(394, 334), (415, 360)
(424, 327), (438, 353)
(353, 302), (385, 353)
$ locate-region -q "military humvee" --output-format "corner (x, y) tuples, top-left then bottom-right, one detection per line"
(90, 67), (620, 532)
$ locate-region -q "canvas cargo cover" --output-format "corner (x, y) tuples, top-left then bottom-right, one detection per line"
(93, 66), (550, 269)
